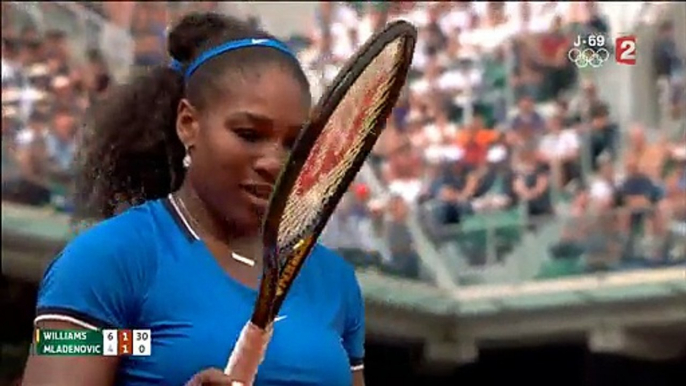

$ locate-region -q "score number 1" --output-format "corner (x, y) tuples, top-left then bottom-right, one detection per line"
(102, 329), (151, 356)
(616, 36), (637, 65)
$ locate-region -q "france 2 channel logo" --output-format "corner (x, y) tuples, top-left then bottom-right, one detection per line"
(615, 36), (637, 65)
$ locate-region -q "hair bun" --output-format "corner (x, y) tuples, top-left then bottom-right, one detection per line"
(167, 12), (232, 63)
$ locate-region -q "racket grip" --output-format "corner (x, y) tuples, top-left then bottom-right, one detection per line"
(224, 321), (273, 386)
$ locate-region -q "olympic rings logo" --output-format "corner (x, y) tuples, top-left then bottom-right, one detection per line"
(567, 47), (610, 68)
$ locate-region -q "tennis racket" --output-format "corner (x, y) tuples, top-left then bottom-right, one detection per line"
(224, 20), (417, 385)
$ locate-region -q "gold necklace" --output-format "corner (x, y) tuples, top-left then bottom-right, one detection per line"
(171, 193), (256, 267)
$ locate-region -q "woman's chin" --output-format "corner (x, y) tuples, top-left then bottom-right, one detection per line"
(226, 207), (263, 238)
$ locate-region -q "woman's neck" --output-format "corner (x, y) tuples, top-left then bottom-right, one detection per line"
(174, 184), (262, 259)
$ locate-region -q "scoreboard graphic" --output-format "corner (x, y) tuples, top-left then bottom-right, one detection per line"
(34, 329), (151, 356)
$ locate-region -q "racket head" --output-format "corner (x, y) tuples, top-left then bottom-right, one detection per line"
(252, 20), (417, 328)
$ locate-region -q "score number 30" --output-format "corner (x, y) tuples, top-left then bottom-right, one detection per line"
(105, 329), (151, 356)
(616, 36), (637, 65)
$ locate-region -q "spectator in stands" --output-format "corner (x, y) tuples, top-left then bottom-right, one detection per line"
(45, 106), (76, 172)
(615, 155), (666, 261)
(537, 15), (575, 100)
(568, 80), (606, 123)
(554, 97), (578, 128)
(662, 159), (686, 261)
(509, 95), (545, 147)
(1, 38), (23, 85)
(511, 146), (553, 218)
(383, 141), (424, 203)
(422, 107), (459, 163)
(131, 3), (168, 68)
(2, 108), (20, 180)
(587, 103), (618, 170)
(470, 145), (513, 213)
(423, 4), (448, 56)
(550, 185), (592, 261)
(455, 114), (499, 167)
(20, 25), (40, 43)
(3, 109), (51, 206)
(653, 20), (684, 118)
(83, 49), (112, 100)
(321, 186), (378, 264)
(358, 3), (388, 42)
(584, 2), (611, 36)
(589, 155), (617, 209)
(627, 125), (670, 182)
(481, 46), (508, 123)
(538, 113), (581, 189)
(44, 30), (70, 71)
(384, 195), (420, 279)
(429, 150), (478, 225)
(50, 75), (82, 112)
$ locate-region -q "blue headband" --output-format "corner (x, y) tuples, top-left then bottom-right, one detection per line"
(170, 38), (295, 81)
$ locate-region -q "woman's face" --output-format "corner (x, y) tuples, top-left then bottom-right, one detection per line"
(178, 65), (310, 236)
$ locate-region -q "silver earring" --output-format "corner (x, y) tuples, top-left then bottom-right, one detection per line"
(182, 149), (191, 168)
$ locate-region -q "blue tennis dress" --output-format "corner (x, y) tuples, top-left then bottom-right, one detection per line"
(36, 197), (365, 385)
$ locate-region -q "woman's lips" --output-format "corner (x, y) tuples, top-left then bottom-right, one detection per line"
(240, 184), (274, 207)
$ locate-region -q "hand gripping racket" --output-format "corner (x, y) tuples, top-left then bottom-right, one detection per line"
(224, 20), (417, 385)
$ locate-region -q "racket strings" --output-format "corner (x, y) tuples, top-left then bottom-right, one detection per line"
(277, 39), (405, 251)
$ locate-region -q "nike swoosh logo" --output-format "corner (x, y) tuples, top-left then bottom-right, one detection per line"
(251, 39), (268, 45)
(274, 315), (288, 322)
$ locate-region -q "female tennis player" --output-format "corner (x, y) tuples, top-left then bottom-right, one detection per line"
(22, 13), (365, 386)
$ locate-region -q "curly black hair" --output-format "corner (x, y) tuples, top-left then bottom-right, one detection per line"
(74, 12), (310, 220)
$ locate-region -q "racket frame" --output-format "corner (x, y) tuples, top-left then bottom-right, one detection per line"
(252, 20), (417, 329)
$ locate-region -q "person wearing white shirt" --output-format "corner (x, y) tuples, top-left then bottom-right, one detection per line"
(589, 156), (617, 208)
(318, 3), (359, 61)
(538, 114), (581, 188)
(409, 56), (442, 97)
(505, 1), (553, 35)
(439, 3), (473, 34)
(439, 65), (482, 95)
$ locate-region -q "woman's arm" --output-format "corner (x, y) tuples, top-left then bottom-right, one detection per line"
(24, 217), (155, 385)
(22, 320), (119, 386)
(353, 370), (366, 386)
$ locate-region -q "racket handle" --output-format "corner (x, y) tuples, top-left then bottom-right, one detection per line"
(224, 321), (273, 386)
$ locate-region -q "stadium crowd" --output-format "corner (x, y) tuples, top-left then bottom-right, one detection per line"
(2, 2), (685, 286)
(309, 2), (686, 281)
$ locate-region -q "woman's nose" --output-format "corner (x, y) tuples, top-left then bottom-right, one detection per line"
(254, 143), (288, 184)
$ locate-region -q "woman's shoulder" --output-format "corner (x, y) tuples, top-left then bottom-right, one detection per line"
(66, 200), (165, 257)
(311, 244), (357, 275)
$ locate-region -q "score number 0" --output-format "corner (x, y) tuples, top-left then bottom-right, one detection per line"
(133, 330), (151, 355)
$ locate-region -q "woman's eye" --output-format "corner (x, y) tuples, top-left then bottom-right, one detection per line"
(234, 128), (260, 143)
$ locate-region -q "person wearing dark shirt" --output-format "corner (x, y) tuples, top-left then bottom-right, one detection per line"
(652, 21), (684, 117)
(510, 148), (553, 217)
(586, 3), (610, 35)
(615, 156), (666, 260)
(384, 195), (420, 279)
(510, 95), (546, 134)
(429, 155), (479, 224)
(615, 156), (663, 228)
(588, 104), (618, 170)
(538, 16), (575, 99)
(653, 21), (683, 79)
